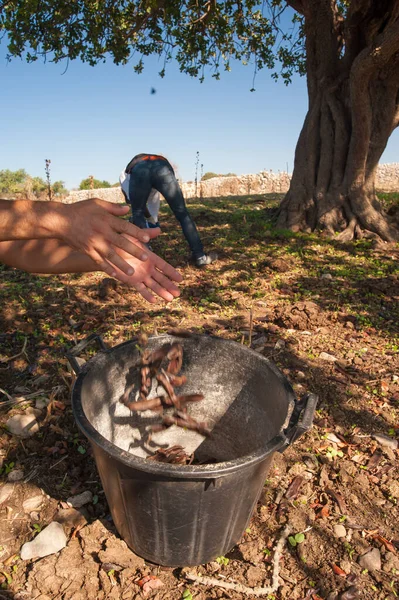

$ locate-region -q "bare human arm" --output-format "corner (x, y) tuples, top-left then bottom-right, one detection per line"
(0, 237), (182, 303)
(0, 198), (162, 282)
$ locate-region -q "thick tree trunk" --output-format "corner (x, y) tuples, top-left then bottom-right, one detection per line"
(278, 0), (399, 242)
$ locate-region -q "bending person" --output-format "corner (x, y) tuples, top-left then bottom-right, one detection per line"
(120, 153), (217, 267)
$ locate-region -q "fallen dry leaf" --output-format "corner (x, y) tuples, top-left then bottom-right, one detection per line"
(285, 475), (304, 500)
(320, 504), (330, 519)
(372, 534), (396, 553)
(332, 563), (347, 577)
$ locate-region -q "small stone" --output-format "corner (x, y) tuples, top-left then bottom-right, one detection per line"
(321, 273), (333, 280)
(274, 339), (286, 350)
(372, 434), (398, 450)
(0, 484), (15, 504)
(296, 371), (306, 379)
(252, 335), (266, 348)
(25, 407), (42, 417)
(20, 521), (67, 560)
(392, 375), (399, 382)
(319, 352), (337, 362)
(317, 326), (330, 335)
(6, 414), (39, 438)
(339, 586), (360, 600)
(383, 552), (399, 573)
(386, 480), (399, 499)
(245, 565), (264, 586)
(55, 507), (88, 535)
(333, 524), (347, 539)
(345, 321), (355, 330)
(66, 490), (93, 508)
(35, 398), (49, 410)
(340, 559), (352, 574)
(358, 548), (381, 572)
(23, 495), (43, 512)
(8, 469), (24, 482)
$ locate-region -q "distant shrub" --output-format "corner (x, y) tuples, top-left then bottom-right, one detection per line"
(0, 168), (67, 198)
(79, 177), (111, 190)
(202, 172), (237, 181)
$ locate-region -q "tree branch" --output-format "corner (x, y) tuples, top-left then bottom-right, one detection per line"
(285, 0), (306, 16)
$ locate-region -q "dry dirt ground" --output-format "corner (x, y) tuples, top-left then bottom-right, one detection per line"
(0, 193), (398, 600)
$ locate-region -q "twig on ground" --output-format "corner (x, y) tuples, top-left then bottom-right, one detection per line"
(0, 336), (28, 363)
(0, 387), (14, 402)
(184, 524), (292, 596)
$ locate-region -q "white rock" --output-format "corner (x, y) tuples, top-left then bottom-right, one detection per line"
(66, 491), (93, 508)
(321, 273), (333, 280)
(392, 375), (399, 382)
(372, 434), (398, 450)
(0, 484), (14, 504)
(20, 522), (67, 560)
(23, 495), (43, 513)
(319, 352), (337, 362)
(8, 469), (24, 482)
(358, 548), (381, 572)
(333, 524), (346, 539)
(35, 398), (49, 410)
(6, 414), (39, 438)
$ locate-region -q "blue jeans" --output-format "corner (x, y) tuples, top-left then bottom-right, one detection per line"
(128, 158), (204, 259)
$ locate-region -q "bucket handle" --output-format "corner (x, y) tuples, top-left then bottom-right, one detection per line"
(281, 392), (318, 451)
(66, 333), (107, 375)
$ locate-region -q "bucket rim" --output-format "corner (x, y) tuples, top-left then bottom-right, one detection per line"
(71, 334), (296, 479)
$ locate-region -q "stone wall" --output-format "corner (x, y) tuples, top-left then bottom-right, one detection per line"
(64, 163), (399, 204)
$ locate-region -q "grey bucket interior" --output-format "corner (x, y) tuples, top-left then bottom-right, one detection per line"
(79, 335), (295, 464)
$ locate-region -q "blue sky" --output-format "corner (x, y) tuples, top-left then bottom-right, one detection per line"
(1, 44), (398, 191)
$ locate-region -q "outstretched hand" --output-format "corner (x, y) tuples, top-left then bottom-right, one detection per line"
(111, 235), (183, 303)
(60, 198), (161, 282)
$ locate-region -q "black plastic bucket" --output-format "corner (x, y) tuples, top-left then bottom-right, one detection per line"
(68, 333), (317, 567)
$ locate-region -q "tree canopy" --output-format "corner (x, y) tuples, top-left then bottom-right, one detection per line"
(0, 1), (305, 85)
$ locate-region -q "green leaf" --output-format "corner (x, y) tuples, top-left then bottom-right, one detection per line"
(182, 590), (193, 600)
(288, 536), (297, 547)
(92, 495), (99, 505)
(77, 446), (86, 454)
(295, 533), (305, 544)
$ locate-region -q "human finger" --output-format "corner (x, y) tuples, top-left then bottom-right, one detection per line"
(108, 232), (149, 262)
(132, 281), (157, 304)
(143, 226), (161, 240)
(97, 200), (131, 217)
(143, 276), (179, 302)
(86, 247), (123, 280)
(113, 217), (151, 243)
(149, 251), (183, 282)
(151, 269), (181, 298)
